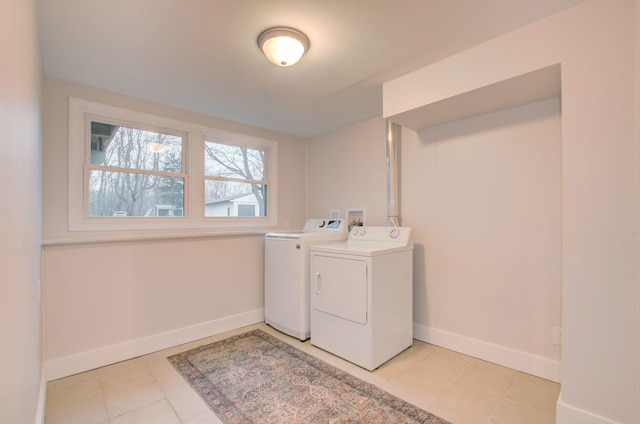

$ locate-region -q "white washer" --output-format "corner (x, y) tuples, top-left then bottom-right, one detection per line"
(264, 219), (348, 341)
(309, 226), (414, 370)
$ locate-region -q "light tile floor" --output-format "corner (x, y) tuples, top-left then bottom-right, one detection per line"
(45, 323), (560, 424)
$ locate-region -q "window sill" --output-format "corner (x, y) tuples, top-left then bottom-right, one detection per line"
(41, 228), (271, 247)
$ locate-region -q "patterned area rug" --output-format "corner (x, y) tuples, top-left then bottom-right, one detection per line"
(168, 329), (451, 424)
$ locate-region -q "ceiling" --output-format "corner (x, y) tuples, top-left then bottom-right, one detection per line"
(36, 0), (585, 138)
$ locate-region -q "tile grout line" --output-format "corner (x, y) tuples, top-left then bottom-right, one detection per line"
(422, 353), (479, 418)
(145, 360), (182, 423)
(485, 372), (518, 424)
(500, 372), (560, 416)
(98, 371), (110, 424)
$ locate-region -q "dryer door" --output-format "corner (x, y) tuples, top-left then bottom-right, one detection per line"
(311, 255), (367, 324)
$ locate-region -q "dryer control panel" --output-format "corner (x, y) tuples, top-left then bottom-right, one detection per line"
(348, 226), (412, 244)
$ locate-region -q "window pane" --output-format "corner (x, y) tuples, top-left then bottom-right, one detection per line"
(88, 170), (184, 217)
(90, 121), (183, 173)
(204, 181), (266, 217)
(204, 141), (265, 181)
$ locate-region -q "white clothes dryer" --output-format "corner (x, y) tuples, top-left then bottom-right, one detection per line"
(264, 219), (348, 341)
(309, 226), (414, 370)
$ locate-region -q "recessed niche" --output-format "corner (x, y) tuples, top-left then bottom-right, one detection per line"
(387, 63), (561, 131)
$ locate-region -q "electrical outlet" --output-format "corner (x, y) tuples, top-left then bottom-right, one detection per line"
(553, 326), (563, 346)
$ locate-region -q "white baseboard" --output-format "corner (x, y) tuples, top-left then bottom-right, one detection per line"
(413, 323), (561, 382)
(556, 394), (623, 424)
(46, 309), (264, 381)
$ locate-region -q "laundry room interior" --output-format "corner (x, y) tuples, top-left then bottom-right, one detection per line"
(42, 65), (563, 385)
(4, 1), (639, 424)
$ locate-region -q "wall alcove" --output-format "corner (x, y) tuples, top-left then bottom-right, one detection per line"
(385, 63), (561, 132)
(383, 59), (564, 383)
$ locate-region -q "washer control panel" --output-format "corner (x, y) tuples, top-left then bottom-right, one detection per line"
(303, 218), (346, 232)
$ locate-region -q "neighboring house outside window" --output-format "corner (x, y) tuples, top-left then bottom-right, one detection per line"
(237, 204), (257, 217)
(68, 98), (278, 232)
(204, 193), (260, 217)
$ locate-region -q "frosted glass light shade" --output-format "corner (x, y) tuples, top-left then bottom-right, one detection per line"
(258, 27), (309, 67)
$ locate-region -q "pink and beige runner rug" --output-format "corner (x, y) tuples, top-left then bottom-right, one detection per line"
(168, 329), (451, 424)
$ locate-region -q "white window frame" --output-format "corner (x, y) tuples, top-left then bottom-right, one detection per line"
(68, 98), (278, 232)
(203, 135), (270, 218)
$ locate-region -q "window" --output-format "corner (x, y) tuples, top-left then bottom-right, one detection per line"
(68, 98), (277, 232)
(204, 141), (267, 218)
(88, 121), (185, 218)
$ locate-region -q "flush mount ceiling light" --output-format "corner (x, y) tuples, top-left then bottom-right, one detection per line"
(257, 27), (310, 67)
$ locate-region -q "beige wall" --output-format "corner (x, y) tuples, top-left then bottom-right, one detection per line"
(41, 79), (308, 379)
(636, 0), (640, 420)
(406, 98), (562, 377)
(0, 0), (44, 422)
(307, 116), (388, 224)
(43, 235), (267, 379)
(384, 0), (638, 423)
